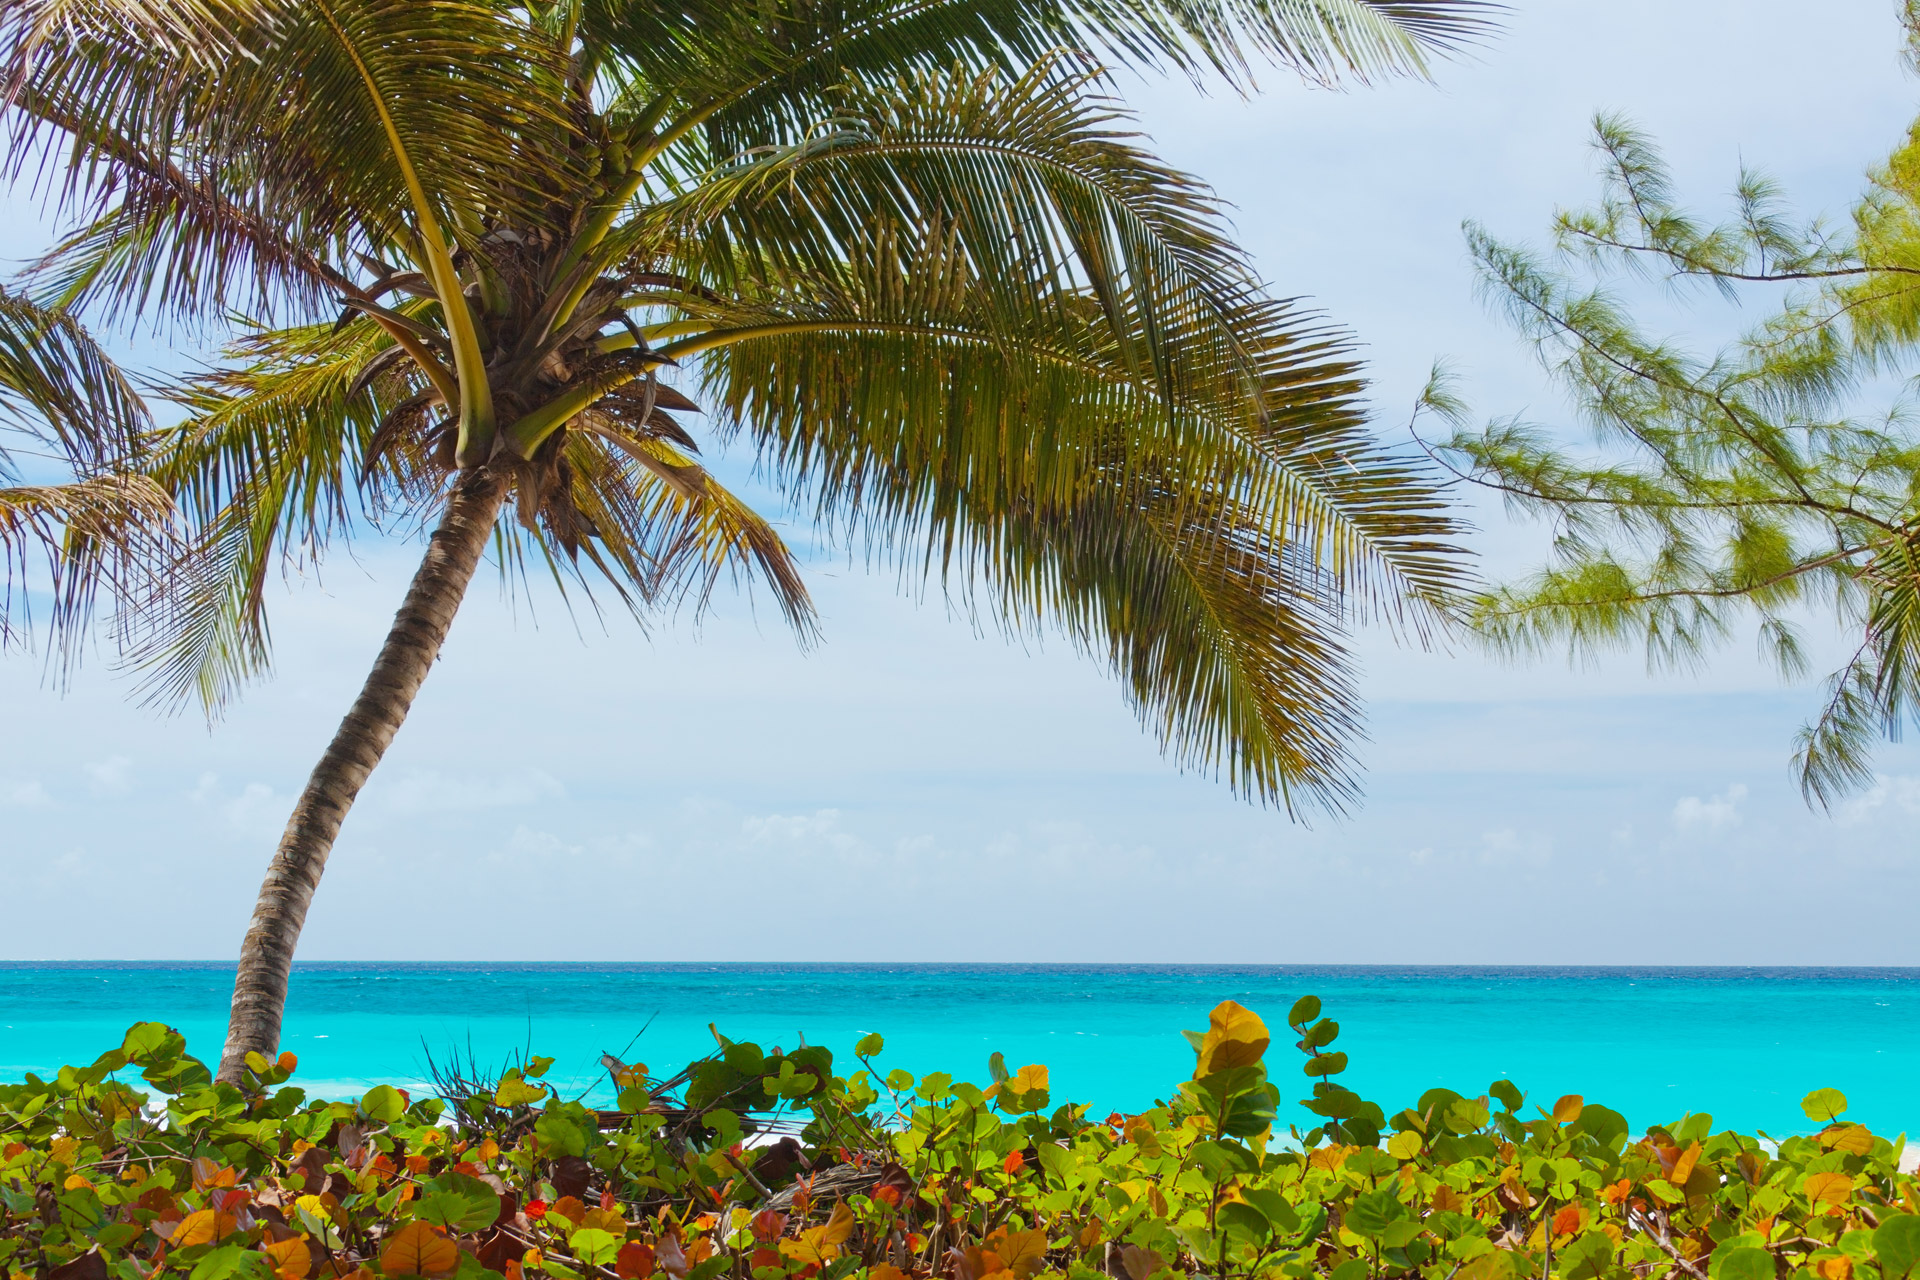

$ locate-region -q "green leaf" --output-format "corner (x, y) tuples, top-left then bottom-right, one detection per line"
(535, 1111), (589, 1159)
(1346, 1189), (1408, 1239)
(1876, 1215), (1920, 1280)
(854, 1033), (884, 1057)
(1303, 1020), (1340, 1048)
(1710, 1247), (1774, 1280)
(357, 1084), (405, 1124)
(1240, 1188), (1300, 1234)
(1801, 1089), (1849, 1124)
(569, 1229), (622, 1267)
(1288, 997), (1322, 1027)
(1345, 1148), (1398, 1178)
(1217, 1200), (1270, 1246)
(418, 1173), (502, 1233)
(1303, 1052), (1348, 1077)
(1489, 1080), (1524, 1113)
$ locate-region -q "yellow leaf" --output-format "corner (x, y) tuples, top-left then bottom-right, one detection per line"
(48, 1137), (79, 1166)
(63, 1174), (95, 1192)
(494, 1076), (547, 1108)
(381, 1222), (460, 1277)
(1008, 1065), (1048, 1095)
(1387, 1132), (1424, 1161)
(1805, 1172), (1854, 1210)
(1309, 1146), (1350, 1173)
(1194, 1001), (1270, 1077)
(1551, 1096), (1584, 1125)
(263, 1238), (311, 1280)
(581, 1208), (629, 1236)
(295, 1195), (333, 1223)
(1820, 1125), (1874, 1156)
(172, 1210), (241, 1248)
(778, 1202), (854, 1265)
(871, 1267), (912, 1280)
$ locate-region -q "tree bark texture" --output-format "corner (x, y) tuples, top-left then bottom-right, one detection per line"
(217, 467), (509, 1083)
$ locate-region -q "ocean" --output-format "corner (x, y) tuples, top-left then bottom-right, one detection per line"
(2, 963), (1915, 1139)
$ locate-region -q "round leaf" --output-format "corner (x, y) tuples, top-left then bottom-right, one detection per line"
(1801, 1088), (1849, 1124)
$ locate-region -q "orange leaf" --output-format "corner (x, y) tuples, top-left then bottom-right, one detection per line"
(263, 1237), (311, 1280)
(1003, 1151), (1025, 1175)
(551, 1196), (589, 1227)
(1552, 1205), (1585, 1237)
(1551, 1096), (1584, 1126)
(871, 1267), (911, 1280)
(1817, 1258), (1854, 1280)
(381, 1221), (460, 1277)
(1193, 1002), (1270, 1077)
(1669, 1142), (1703, 1187)
(986, 1228), (1048, 1279)
(819, 1202), (853, 1250)
(1602, 1179), (1632, 1206)
(1805, 1172), (1854, 1211)
(1078, 1221), (1104, 1250)
(171, 1210), (241, 1248)
(277, 1051), (299, 1074)
(1431, 1186), (1468, 1214)
(192, 1158), (237, 1191)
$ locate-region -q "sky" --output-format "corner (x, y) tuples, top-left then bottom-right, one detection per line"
(4, 0), (1920, 965)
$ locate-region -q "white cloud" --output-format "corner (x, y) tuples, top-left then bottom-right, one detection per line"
(224, 783), (288, 838)
(1673, 784), (1748, 831)
(85, 755), (132, 795)
(1837, 774), (1920, 826)
(374, 768), (564, 814)
(743, 809), (849, 846)
(0, 777), (49, 807)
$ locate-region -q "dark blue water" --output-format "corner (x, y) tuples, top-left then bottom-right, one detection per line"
(2, 964), (1915, 1139)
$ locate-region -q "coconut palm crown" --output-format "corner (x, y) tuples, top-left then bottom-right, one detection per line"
(0, 0), (1487, 1080)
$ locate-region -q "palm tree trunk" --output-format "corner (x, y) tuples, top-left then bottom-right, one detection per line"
(217, 466), (509, 1083)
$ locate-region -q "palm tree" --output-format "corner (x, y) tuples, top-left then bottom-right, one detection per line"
(0, 0), (1485, 1082)
(0, 288), (170, 668)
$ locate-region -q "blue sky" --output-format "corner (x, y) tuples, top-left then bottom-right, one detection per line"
(4, 0), (1919, 964)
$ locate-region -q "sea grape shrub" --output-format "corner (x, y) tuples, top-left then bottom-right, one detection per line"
(1, 1004), (1915, 1280)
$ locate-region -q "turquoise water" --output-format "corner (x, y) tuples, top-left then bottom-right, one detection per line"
(2, 964), (1915, 1138)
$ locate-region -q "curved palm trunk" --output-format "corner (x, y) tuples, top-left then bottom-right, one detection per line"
(217, 467), (509, 1083)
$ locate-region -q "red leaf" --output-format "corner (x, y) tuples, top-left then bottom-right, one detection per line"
(615, 1243), (656, 1280)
